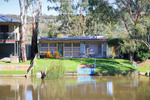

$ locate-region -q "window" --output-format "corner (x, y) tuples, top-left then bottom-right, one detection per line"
(0, 25), (9, 32)
(49, 43), (56, 47)
(41, 43), (48, 47)
(73, 43), (80, 47)
(64, 43), (71, 47)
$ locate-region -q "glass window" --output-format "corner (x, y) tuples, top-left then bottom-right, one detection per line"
(73, 43), (80, 47)
(49, 43), (56, 47)
(64, 43), (71, 47)
(41, 43), (48, 47)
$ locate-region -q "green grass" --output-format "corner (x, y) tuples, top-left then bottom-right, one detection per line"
(0, 60), (30, 65)
(34, 58), (136, 74)
(94, 58), (135, 73)
(2, 58), (148, 75)
(36, 58), (80, 71)
(0, 71), (26, 74)
(0, 60), (29, 75)
(138, 66), (150, 72)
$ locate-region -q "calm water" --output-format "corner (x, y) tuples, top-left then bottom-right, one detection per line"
(0, 76), (150, 100)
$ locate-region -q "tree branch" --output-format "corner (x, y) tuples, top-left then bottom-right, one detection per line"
(121, 16), (133, 38)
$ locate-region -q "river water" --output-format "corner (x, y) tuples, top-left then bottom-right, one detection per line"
(0, 76), (150, 100)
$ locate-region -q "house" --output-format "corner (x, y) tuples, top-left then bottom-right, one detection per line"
(0, 14), (20, 59)
(39, 35), (112, 58)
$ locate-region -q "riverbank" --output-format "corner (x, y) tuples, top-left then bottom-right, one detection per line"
(138, 60), (150, 72)
(0, 58), (149, 77)
(34, 58), (136, 77)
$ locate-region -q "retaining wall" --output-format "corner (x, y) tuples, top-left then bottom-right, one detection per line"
(0, 65), (30, 71)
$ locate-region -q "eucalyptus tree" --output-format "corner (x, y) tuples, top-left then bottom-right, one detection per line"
(114, 0), (150, 49)
(87, 0), (119, 36)
(19, 0), (32, 62)
(29, 0), (42, 60)
(48, 0), (74, 34)
(3, 0), (30, 62)
(47, 0), (90, 36)
(69, 0), (89, 36)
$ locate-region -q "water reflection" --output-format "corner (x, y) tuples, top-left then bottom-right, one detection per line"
(39, 80), (67, 100)
(0, 76), (150, 100)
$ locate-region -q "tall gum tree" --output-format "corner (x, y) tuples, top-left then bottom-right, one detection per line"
(114, 0), (150, 49)
(29, 0), (42, 60)
(19, 0), (32, 62)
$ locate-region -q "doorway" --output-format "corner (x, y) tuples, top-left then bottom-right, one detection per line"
(58, 43), (63, 56)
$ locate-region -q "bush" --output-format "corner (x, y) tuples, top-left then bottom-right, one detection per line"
(46, 61), (65, 79)
(135, 44), (150, 62)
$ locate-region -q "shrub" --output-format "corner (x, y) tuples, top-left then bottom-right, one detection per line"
(135, 43), (150, 62)
(46, 61), (65, 79)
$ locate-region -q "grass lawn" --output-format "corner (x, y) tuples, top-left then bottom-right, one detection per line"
(1, 58), (148, 75)
(34, 58), (136, 74)
(0, 71), (26, 74)
(0, 60), (30, 75)
(0, 60), (30, 65)
(34, 58), (80, 74)
(138, 66), (150, 72)
(137, 60), (150, 72)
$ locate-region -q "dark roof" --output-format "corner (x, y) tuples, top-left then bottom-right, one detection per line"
(39, 35), (107, 42)
(0, 14), (21, 23)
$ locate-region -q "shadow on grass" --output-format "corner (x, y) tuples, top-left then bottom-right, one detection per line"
(96, 59), (120, 65)
(95, 65), (136, 76)
(69, 58), (136, 76)
(123, 60), (132, 65)
(3, 61), (11, 63)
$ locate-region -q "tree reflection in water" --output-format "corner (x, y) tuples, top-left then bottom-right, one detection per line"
(39, 79), (66, 100)
(0, 77), (150, 100)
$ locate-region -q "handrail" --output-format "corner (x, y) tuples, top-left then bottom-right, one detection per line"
(0, 32), (17, 40)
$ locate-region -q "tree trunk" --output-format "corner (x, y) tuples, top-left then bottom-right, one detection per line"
(31, 22), (38, 60)
(30, 0), (41, 60)
(19, 0), (27, 62)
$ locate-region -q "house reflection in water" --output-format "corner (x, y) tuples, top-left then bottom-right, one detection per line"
(0, 78), (33, 100)
(0, 76), (149, 100)
(107, 82), (113, 96)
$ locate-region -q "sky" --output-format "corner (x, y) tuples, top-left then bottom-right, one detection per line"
(0, 0), (59, 16)
(0, 0), (115, 16)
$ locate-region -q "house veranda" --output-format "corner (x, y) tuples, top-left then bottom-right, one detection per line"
(39, 36), (112, 58)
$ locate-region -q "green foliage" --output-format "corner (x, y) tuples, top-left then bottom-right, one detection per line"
(46, 21), (60, 38)
(107, 38), (124, 48)
(135, 43), (150, 61)
(48, 0), (73, 34)
(120, 40), (137, 54)
(89, 1), (119, 24)
(114, 0), (150, 48)
(46, 61), (65, 79)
